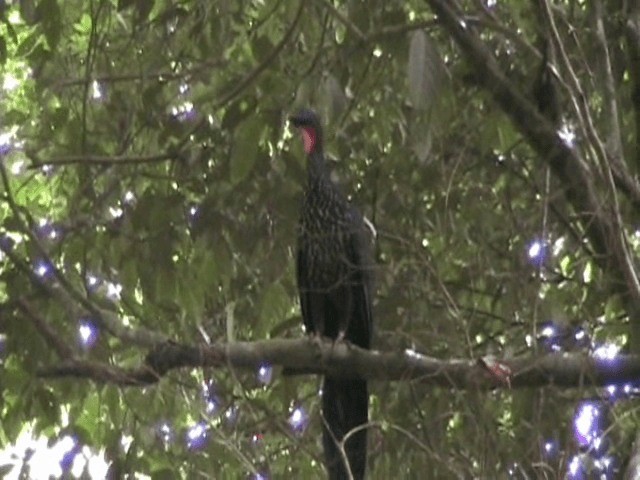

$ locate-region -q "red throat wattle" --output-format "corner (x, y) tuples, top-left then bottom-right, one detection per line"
(300, 127), (316, 154)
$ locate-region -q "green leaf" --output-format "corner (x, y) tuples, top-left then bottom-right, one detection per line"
(0, 36), (7, 65)
(178, 273), (204, 322)
(76, 393), (100, 439)
(407, 30), (445, 110)
(151, 468), (176, 480)
(4, 109), (28, 125)
(34, 386), (58, 430)
(230, 117), (263, 185)
(259, 282), (290, 327)
(15, 30), (40, 56)
(321, 74), (346, 124)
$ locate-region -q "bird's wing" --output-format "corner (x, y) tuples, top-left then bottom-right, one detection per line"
(346, 208), (374, 348)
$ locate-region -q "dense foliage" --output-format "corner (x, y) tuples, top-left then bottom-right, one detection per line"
(1, 0), (640, 478)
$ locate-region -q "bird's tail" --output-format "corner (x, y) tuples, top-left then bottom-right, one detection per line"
(322, 377), (368, 480)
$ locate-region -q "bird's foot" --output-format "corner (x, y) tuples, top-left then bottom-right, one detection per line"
(331, 331), (349, 350)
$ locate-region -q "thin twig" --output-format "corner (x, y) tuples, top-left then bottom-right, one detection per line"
(311, 0), (365, 41)
(28, 152), (177, 168)
(365, 20), (437, 42)
(52, 60), (226, 89)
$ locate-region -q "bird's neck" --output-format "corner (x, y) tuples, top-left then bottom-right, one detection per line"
(306, 149), (331, 189)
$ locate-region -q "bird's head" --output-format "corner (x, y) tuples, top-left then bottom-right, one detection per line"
(289, 109), (323, 154)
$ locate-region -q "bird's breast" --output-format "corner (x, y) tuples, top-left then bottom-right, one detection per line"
(298, 192), (354, 287)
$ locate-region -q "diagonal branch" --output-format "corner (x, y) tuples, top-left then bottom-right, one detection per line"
(311, 0), (365, 41)
(0, 161), (167, 347)
(592, 0), (623, 162)
(17, 298), (76, 359)
(424, 0), (640, 319)
(626, 3), (640, 172)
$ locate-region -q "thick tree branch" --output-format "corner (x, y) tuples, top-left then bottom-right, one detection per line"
(36, 338), (640, 391)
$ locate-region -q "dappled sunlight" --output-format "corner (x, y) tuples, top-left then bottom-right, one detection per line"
(0, 0), (638, 478)
(0, 431), (109, 480)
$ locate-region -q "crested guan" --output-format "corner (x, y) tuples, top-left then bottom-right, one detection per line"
(289, 109), (373, 480)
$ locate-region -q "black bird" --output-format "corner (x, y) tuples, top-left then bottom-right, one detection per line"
(289, 109), (373, 479)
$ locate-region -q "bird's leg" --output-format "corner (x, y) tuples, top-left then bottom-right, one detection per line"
(328, 330), (347, 355)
